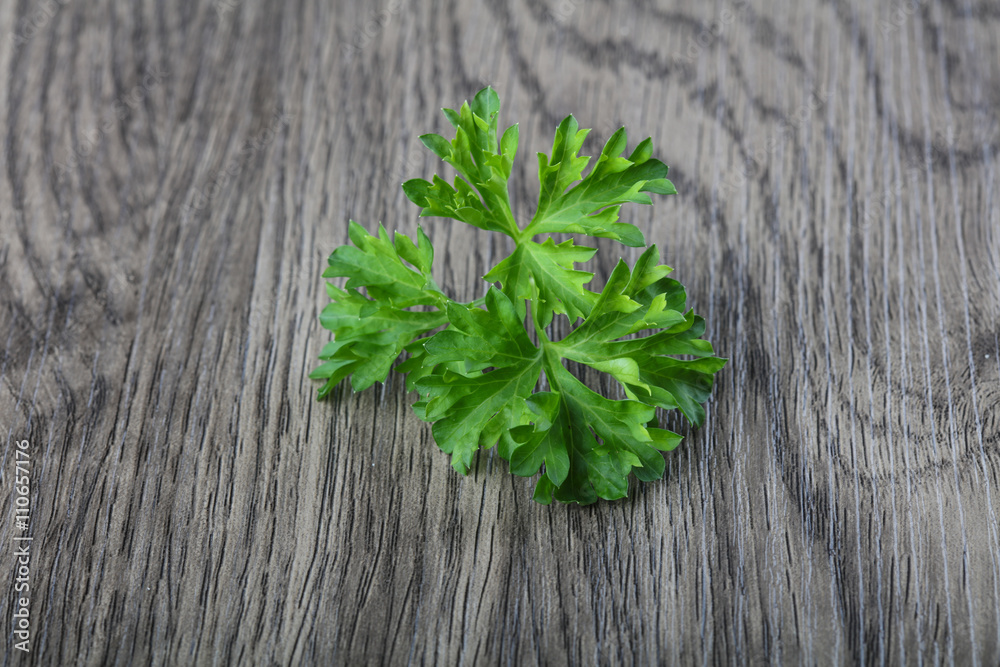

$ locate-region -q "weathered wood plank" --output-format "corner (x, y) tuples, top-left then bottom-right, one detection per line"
(0, 0), (998, 664)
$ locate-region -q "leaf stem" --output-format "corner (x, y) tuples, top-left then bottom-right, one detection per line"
(528, 298), (549, 345)
(459, 295), (487, 309)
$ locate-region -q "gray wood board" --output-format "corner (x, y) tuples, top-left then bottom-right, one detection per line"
(1, 0), (998, 664)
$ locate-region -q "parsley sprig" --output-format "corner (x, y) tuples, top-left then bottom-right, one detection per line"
(312, 87), (725, 504)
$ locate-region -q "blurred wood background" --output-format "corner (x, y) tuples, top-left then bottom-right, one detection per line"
(1, 0), (998, 664)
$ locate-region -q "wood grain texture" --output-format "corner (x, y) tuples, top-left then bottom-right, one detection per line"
(1, 0), (998, 664)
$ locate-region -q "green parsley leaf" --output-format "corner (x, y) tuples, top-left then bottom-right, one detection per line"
(482, 237), (597, 326)
(520, 360), (682, 505)
(526, 119), (677, 247)
(309, 221), (450, 396)
(497, 245), (717, 504)
(414, 288), (542, 473)
(402, 87), (520, 238)
(315, 87), (725, 504)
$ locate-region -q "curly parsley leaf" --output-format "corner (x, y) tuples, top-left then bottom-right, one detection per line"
(551, 246), (725, 428)
(315, 87), (725, 505)
(402, 88), (675, 324)
(520, 361), (682, 505)
(401, 87), (520, 237)
(496, 246), (715, 504)
(482, 237), (597, 326)
(413, 288), (542, 473)
(526, 118), (677, 247)
(309, 221), (450, 396)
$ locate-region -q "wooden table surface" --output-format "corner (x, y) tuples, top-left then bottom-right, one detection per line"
(1, 0), (999, 664)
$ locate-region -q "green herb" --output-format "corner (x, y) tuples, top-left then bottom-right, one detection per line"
(312, 87), (725, 505)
